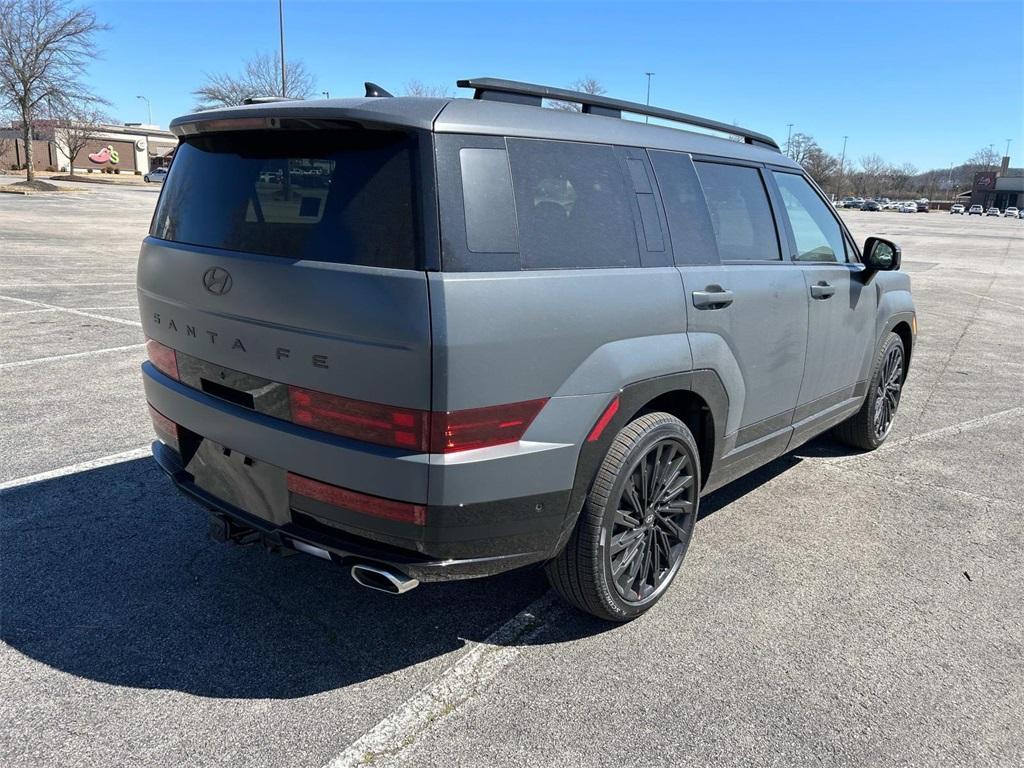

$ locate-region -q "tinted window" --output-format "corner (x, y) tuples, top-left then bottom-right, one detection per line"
(507, 139), (639, 269)
(693, 162), (780, 261)
(459, 148), (518, 253)
(772, 171), (845, 262)
(649, 150), (719, 265)
(151, 130), (419, 268)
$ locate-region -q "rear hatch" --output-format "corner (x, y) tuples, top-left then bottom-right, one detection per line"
(138, 113), (436, 501)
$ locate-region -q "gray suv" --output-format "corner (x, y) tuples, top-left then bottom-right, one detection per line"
(140, 78), (915, 621)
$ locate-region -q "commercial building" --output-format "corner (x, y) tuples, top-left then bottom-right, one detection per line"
(1, 121), (177, 175)
(967, 157), (1023, 210)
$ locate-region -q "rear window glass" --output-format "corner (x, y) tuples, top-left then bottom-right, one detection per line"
(506, 139), (639, 270)
(150, 129), (420, 268)
(693, 162), (780, 262)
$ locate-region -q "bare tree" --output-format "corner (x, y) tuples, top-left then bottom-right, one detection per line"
(50, 102), (107, 174)
(965, 146), (1001, 170)
(403, 80), (451, 98)
(858, 153), (888, 197)
(801, 146), (840, 189)
(886, 163), (917, 196)
(193, 52), (316, 110)
(0, 0), (108, 182)
(549, 77), (606, 111)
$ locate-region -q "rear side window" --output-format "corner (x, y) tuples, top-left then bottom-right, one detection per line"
(506, 139), (639, 270)
(649, 150), (719, 265)
(693, 162), (781, 262)
(772, 171), (845, 262)
(151, 129), (420, 268)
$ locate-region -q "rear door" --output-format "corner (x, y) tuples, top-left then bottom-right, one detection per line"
(651, 151), (809, 469)
(138, 123), (434, 492)
(769, 169), (876, 435)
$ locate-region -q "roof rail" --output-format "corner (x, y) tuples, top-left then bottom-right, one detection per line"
(241, 95), (301, 105)
(456, 77), (780, 151)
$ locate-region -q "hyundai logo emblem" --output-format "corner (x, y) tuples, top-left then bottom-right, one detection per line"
(202, 267), (233, 296)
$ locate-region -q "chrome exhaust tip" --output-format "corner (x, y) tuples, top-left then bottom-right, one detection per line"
(351, 563), (419, 595)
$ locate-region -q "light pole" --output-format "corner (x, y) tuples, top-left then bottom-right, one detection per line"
(136, 95), (152, 125)
(278, 0), (287, 97)
(838, 135), (849, 197)
(322, 90), (330, 99)
(1006, 138), (1013, 159)
(644, 72), (655, 123)
(786, 123), (793, 157)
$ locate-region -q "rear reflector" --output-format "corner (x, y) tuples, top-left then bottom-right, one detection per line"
(287, 472), (426, 526)
(146, 338), (179, 381)
(148, 404), (180, 452)
(429, 398), (548, 453)
(288, 386), (429, 451)
(587, 396), (620, 442)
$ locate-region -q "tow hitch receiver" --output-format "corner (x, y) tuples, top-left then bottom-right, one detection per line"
(208, 514), (261, 546)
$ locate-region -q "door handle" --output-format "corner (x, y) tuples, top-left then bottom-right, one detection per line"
(809, 281), (836, 300)
(692, 286), (734, 309)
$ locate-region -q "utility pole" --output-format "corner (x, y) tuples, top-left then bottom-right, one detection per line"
(786, 123), (793, 157)
(278, 0), (287, 97)
(136, 95), (152, 125)
(644, 72), (655, 123)
(1006, 138), (1013, 159)
(838, 135), (849, 197)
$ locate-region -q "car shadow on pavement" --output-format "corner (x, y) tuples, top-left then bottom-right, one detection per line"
(1, 457), (564, 700)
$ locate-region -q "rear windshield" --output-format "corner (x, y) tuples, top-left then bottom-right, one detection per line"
(150, 129), (421, 268)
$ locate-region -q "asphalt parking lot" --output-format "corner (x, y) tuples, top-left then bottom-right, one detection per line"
(2, 182), (1022, 767)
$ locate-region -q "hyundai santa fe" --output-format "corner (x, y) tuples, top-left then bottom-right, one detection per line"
(140, 78), (916, 621)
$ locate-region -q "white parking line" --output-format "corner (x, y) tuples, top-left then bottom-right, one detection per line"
(959, 291), (1024, 312)
(0, 282), (136, 287)
(0, 446), (152, 492)
(0, 305), (137, 317)
(0, 295), (141, 327)
(324, 594), (559, 768)
(0, 343), (145, 369)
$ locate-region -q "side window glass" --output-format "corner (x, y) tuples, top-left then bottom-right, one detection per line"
(507, 139), (639, 269)
(693, 162), (781, 261)
(649, 150), (719, 265)
(459, 148), (518, 253)
(772, 171), (845, 263)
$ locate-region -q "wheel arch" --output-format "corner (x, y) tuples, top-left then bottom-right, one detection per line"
(550, 370), (728, 558)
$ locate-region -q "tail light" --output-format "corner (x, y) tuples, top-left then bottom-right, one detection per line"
(287, 472), (426, 526)
(146, 338), (179, 380)
(288, 386), (547, 454)
(148, 404), (180, 452)
(288, 386), (429, 451)
(429, 398), (548, 453)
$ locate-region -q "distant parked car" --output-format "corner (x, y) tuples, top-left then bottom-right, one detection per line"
(968, 205), (984, 216)
(1003, 207), (1019, 218)
(915, 199), (930, 213)
(144, 167), (168, 184)
(950, 204), (965, 215)
(900, 202), (918, 213)
(985, 207), (1001, 216)
(861, 200), (882, 211)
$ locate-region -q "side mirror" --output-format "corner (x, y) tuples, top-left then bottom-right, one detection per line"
(863, 236), (901, 273)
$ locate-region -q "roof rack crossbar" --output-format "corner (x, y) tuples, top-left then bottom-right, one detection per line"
(456, 77), (779, 151)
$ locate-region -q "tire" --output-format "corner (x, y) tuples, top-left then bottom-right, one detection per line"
(833, 332), (906, 451)
(546, 412), (701, 622)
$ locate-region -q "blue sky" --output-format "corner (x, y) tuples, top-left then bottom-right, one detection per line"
(88, 0), (1023, 171)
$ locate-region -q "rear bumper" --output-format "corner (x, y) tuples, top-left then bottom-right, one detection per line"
(153, 440), (560, 581)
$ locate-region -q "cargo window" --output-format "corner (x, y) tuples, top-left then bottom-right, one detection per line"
(507, 139), (639, 270)
(772, 171), (845, 262)
(649, 150), (719, 265)
(693, 162), (781, 262)
(150, 129), (420, 269)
